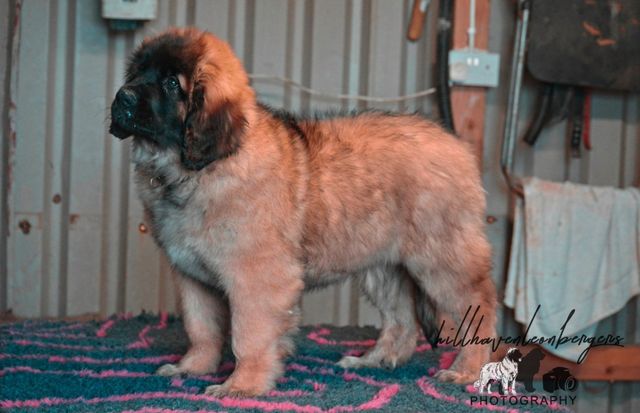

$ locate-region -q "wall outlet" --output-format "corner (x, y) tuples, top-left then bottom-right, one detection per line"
(102, 0), (157, 20)
(449, 49), (500, 87)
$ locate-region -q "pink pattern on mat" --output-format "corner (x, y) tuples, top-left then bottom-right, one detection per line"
(128, 312), (169, 349)
(307, 328), (376, 347)
(343, 372), (387, 387)
(295, 355), (336, 365)
(415, 343), (432, 352)
(170, 377), (201, 393)
(96, 319), (116, 337)
(0, 392), (324, 412)
(96, 313), (136, 337)
(122, 409), (228, 413)
(2, 321), (85, 331)
(0, 364), (238, 386)
(0, 353), (182, 365)
(8, 339), (114, 351)
(438, 351), (458, 370)
(0, 366), (150, 379)
(4, 319), (505, 412)
(267, 389), (318, 397)
(0, 386), (402, 413)
(2, 354), (448, 412)
(4, 329), (87, 339)
(344, 384), (400, 411)
(306, 380), (327, 392)
(416, 376), (457, 402)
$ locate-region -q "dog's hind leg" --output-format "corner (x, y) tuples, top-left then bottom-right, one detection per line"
(405, 226), (497, 384)
(415, 287), (440, 348)
(337, 265), (419, 369)
(157, 275), (228, 376)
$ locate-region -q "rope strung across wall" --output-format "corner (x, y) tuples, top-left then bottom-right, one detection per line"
(248, 74), (437, 103)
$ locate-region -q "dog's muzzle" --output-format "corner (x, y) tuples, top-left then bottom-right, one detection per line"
(109, 87), (138, 139)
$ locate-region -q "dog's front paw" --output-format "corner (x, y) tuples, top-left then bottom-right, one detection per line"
(204, 384), (233, 398)
(337, 354), (400, 370)
(434, 369), (476, 384)
(337, 356), (366, 369)
(204, 383), (264, 398)
(156, 363), (183, 376)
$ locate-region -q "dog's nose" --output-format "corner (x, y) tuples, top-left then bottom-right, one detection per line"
(115, 88), (137, 111)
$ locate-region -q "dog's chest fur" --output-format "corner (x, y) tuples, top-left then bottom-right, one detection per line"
(131, 141), (227, 287)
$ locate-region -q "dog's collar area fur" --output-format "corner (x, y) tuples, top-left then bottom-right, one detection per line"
(135, 164), (169, 188)
(137, 165), (193, 190)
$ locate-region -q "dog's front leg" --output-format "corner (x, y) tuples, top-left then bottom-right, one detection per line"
(509, 377), (517, 395)
(157, 275), (228, 376)
(205, 257), (303, 397)
(501, 377), (511, 396)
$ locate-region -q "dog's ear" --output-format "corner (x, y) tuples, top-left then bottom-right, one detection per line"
(181, 83), (246, 171)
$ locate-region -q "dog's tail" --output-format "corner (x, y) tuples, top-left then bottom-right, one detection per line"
(473, 380), (480, 388)
(415, 287), (439, 349)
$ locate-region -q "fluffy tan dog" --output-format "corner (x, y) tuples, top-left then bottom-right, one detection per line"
(109, 28), (497, 397)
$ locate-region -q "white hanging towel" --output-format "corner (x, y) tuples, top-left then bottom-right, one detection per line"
(504, 177), (640, 362)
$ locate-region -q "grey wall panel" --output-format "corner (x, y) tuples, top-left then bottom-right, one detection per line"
(10, 0), (50, 317)
(2, 2), (640, 409)
(0, 0), (15, 313)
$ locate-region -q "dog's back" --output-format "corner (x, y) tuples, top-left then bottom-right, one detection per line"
(296, 112), (486, 274)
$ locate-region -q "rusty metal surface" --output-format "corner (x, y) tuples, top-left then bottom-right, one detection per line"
(0, 0), (22, 315)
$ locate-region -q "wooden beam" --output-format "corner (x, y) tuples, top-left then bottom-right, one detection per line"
(451, 0), (491, 167)
(492, 344), (640, 382)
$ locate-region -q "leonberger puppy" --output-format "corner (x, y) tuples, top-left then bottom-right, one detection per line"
(109, 28), (496, 397)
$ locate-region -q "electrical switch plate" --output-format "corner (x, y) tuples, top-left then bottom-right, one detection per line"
(102, 0), (157, 20)
(449, 49), (501, 87)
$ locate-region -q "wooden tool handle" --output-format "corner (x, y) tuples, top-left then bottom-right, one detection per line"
(407, 0), (428, 41)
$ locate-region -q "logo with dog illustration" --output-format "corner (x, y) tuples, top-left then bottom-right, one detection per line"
(474, 348), (523, 395)
(473, 347), (579, 395)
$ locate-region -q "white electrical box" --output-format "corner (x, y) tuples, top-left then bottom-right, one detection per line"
(102, 0), (157, 21)
(449, 49), (500, 88)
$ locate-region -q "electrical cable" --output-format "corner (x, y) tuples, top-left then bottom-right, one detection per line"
(436, 0), (455, 132)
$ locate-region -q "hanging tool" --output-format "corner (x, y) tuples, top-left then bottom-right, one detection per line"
(569, 87), (585, 158)
(523, 83), (553, 146)
(407, 0), (432, 41)
(582, 90), (592, 151)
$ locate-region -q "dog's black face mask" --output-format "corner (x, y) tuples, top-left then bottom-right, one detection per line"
(110, 72), (188, 147)
(109, 35), (193, 150)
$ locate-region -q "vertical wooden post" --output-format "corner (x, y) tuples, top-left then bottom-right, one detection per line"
(451, 0), (491, 168)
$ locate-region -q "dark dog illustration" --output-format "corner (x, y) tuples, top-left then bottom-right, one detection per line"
(517, 347), (546, 392)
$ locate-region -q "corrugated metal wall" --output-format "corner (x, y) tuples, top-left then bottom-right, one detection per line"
(1, 1), (639, 410)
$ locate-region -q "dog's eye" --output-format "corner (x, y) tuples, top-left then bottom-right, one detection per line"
(166, 76), (180, 90)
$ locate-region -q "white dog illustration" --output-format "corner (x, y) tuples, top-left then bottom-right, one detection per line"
(474, 347), (523, 395)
